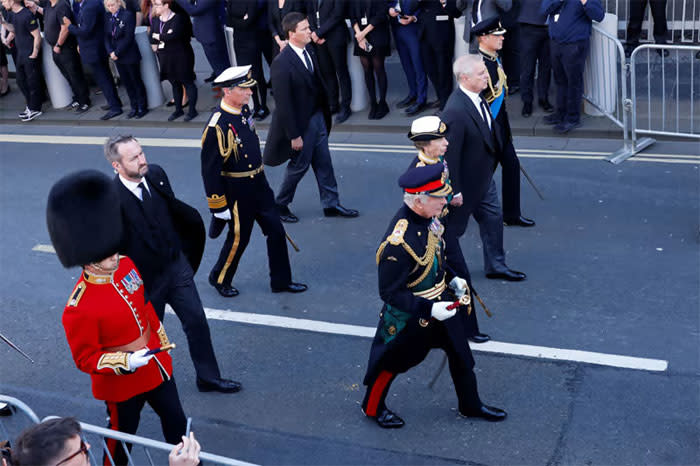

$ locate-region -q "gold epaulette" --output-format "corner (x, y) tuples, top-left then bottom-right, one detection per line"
(376, 219), (408, 264)
(66, 282), (86, 307)
(375, 220), (440, 286)
(97, 352), (130, 374)
(207, 194), (227, 210)
(200, 112), (222, 146)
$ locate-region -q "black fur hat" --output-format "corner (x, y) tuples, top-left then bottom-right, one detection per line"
(46, 170), (123, 268)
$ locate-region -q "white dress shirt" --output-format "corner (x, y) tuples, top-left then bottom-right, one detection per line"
(459, 84), (491, 129)
(289, 42), (312, 71)
(118, 174), (150, 201)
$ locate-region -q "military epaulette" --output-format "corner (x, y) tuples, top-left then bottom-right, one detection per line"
(208, 112), (222, 127)
(376, 219), (408, 264)
(66, 282), (86, 307)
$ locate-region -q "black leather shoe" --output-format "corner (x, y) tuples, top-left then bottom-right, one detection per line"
(278, 205), (299, 223)
(543, 113), (562, 125)
(521, 102), (532, 117)
(374, 408), (405, 428)
(405, 101), (427, 116)
(208, 272), (239, 297)
(468, 333), (491, 343)
(539, 99), (554, 113)
(459, 404), (507, 422)
(135, 108), (148, 119)
(254, 106), (270, 121)
(486, 269), (527, 281)
(203, 72), (216, 83)
(504, 216), (535, 227)
(428, 100), (441, 109)
(396, 95), (416, 108)
(271, 282), (308, 293)
(554, 120), (582, 134)
(334, 108), (351, 124)
(168, 109), (184, 121)
(100, 109), (123, 120)
(0, 403), (13, 416)
(196, 377), (241, 393)
(374, 101), (389, 119)
(323, 205), (359, 218)
(127, 109), (138, 119)
(184, 111), (198, 122)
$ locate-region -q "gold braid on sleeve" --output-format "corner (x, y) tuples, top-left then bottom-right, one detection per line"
(97, 352), (130, 375)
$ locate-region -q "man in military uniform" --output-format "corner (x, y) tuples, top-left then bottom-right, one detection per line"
(360, 163), (506, 429)
(201, 65), (307, 297)
(474, 17), (535, 229)
(406, 116), (491, 344)
(46, 170), (187, 465)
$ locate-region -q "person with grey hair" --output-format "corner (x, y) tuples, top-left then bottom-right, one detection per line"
(443, 54), (526, 282)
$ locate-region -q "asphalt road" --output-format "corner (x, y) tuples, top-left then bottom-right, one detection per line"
(0, 125), (698, 465)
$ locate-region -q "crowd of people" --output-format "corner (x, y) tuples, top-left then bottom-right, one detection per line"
(0, 0), (679, 129)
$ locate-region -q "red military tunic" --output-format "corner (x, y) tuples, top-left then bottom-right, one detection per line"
(62, 256), (174, 402)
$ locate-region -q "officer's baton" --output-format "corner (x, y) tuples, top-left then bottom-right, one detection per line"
(520, 165), (544, 200)
(285, 232), (300, 252)
(0, 331), (34, 363)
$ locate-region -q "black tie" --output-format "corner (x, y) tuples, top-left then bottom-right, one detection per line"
(138, 182), (153, 213)
(303, 49), (313, 73)
(479, 99), (492, 129)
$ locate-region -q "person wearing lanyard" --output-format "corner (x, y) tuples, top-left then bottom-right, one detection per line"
(104, 0), (148, 118)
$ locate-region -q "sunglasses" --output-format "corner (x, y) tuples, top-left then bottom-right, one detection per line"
(56, 439), (89, 466)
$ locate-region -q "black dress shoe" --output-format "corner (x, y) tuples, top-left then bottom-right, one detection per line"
(459, 404), (507, 422)
(278, 205), (299, 223)
(135, 108), (148, 119)
(100, 109), (123, 120)
(271, 282), (308, 293)
(405, 101), (427, 116)
(323, 205), (359, 218)
(184, 111), (198, 122)
(374, 408), (405, 428)
(374, 101), (389, 119)
(543, 113), (562, 125)
(468, 333), (491, 343)
(168, 109), (184, 121)
(396, 95), (416, 108)
(196, 377), (242, 393)
(0, 403), (13, 416)
(204, 72), (216, 83)
(504, 216), (535, 227)
(254, 107), (270, 121)
(521, 102), (532, 117)
(486, 269), (527, 281)
(539, 99), (554, 112)
(208, 272), (239, 297)
(127, 109), (138, 119)
(334, 108), (351, 124)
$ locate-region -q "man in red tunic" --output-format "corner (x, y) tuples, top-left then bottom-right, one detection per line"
(47, 170), (187, 465)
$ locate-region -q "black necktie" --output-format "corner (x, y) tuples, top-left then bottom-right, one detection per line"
(302, 49), (313, 72)
(138, 182), (153, 213)
(479, 99), (491, 129)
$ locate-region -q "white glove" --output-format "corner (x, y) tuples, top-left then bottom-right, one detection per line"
(431, 301), (457, 321)
(214, 210), (231, 221)
(128, 348), (154, 371)
(449, 277), (468, 298)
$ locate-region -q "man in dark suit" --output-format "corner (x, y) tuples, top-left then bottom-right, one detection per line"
(443, 54), (526, 281)
(104, 135), (241, 394)
(263, 12), (358, 223)
(63, 0), (123, 120)
(175, 0), (230, 82)
(414, 0), (461, 111)
(305, 0), (352, 124)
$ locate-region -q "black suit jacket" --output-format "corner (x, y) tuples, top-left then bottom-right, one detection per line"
(305, 0), (349, 44)
(442, 89), (501, 230)
(268, 0), (304, 39)
(104, 8), (141, 64)
(412, 0), (461, 49)
(115, 164), (206, 289)
(348, 0), (390, 50)
(263, 44), (332, 166)
(226, 0), (260, 36)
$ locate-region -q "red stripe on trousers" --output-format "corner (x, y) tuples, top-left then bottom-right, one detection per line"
(365, 370), (393, 417)
(105, 401), (119, 466)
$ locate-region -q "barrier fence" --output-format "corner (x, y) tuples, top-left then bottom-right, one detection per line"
(0, 395), (257, 466)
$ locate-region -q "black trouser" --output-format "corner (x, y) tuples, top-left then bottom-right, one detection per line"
(115, 61), (146, 111)
(627, 0), (668, 45)
(233, 31), (273, 111)
(314, 39), (351, 112)
(443, 223), (481, 337)
(52, 46), (90, 106)
(169, 78), (197, 115)
(550, 38), (588, 124)
(104, 378), (186, 466)
(15, 57), (44, 111)
(211, 174), (292, 289)
(420, 43), (454, 110)
(499, 135), (522, 221)
(148, 253), (221, 382)
(501, 23), (520, 88)
(519, 23), (551, 105)
(85, 57), (122, 111)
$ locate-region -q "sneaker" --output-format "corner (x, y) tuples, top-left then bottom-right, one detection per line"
(18, 107), (30, 118)
(70, 101), (79, 109)
(75, 104), (90, 114)
(21, 110), (42, 122)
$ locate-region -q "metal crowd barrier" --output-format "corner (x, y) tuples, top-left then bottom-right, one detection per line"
(0, 395), (257, 466)
(600, 0), (699, 43)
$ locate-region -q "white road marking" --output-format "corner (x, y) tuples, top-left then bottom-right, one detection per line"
(1, 134), (697, 164)
(164, 307), (668, 372)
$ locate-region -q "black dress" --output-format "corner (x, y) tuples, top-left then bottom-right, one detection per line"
(151, 12), (195, 82)
(349, 0), (390, 57)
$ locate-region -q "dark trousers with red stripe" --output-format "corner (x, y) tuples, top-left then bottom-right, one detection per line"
(104, 378), (186, 465)
(362, 322), (482, 417)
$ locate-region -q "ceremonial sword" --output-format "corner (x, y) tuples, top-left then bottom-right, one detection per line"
(0, 331), (34, 363)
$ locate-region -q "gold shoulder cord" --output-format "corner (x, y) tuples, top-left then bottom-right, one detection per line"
(216, 126), (239, 164)
(484, 65), (508, 104)
(406, 232), (439, 288)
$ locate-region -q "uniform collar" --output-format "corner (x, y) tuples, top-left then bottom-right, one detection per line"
(479, 47), (498, 60)
(220, 100), (241, 115)
(417, 151), (439, 165)
(83, 269), (114, 284)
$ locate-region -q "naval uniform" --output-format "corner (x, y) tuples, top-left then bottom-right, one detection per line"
(361, 205), (482, 417)
(62, 256), (186, 465)
(201, 100), (292, 290)
(479, 48), (523, 223)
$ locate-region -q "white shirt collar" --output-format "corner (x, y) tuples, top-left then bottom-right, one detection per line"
(118, 174), (149, 200)
(288, 42), (309, 67)
(459, 84), (483, 110)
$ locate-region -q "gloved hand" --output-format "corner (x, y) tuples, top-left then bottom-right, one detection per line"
(431, 301), (457, 321)
(214, 210), (232, 221)
(449, 277), (468, 298)
(128, 348), (154, 371)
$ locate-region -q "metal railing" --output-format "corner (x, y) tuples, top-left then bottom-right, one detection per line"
(0, 395), (257, 466)
(601, 0), (699, 43)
